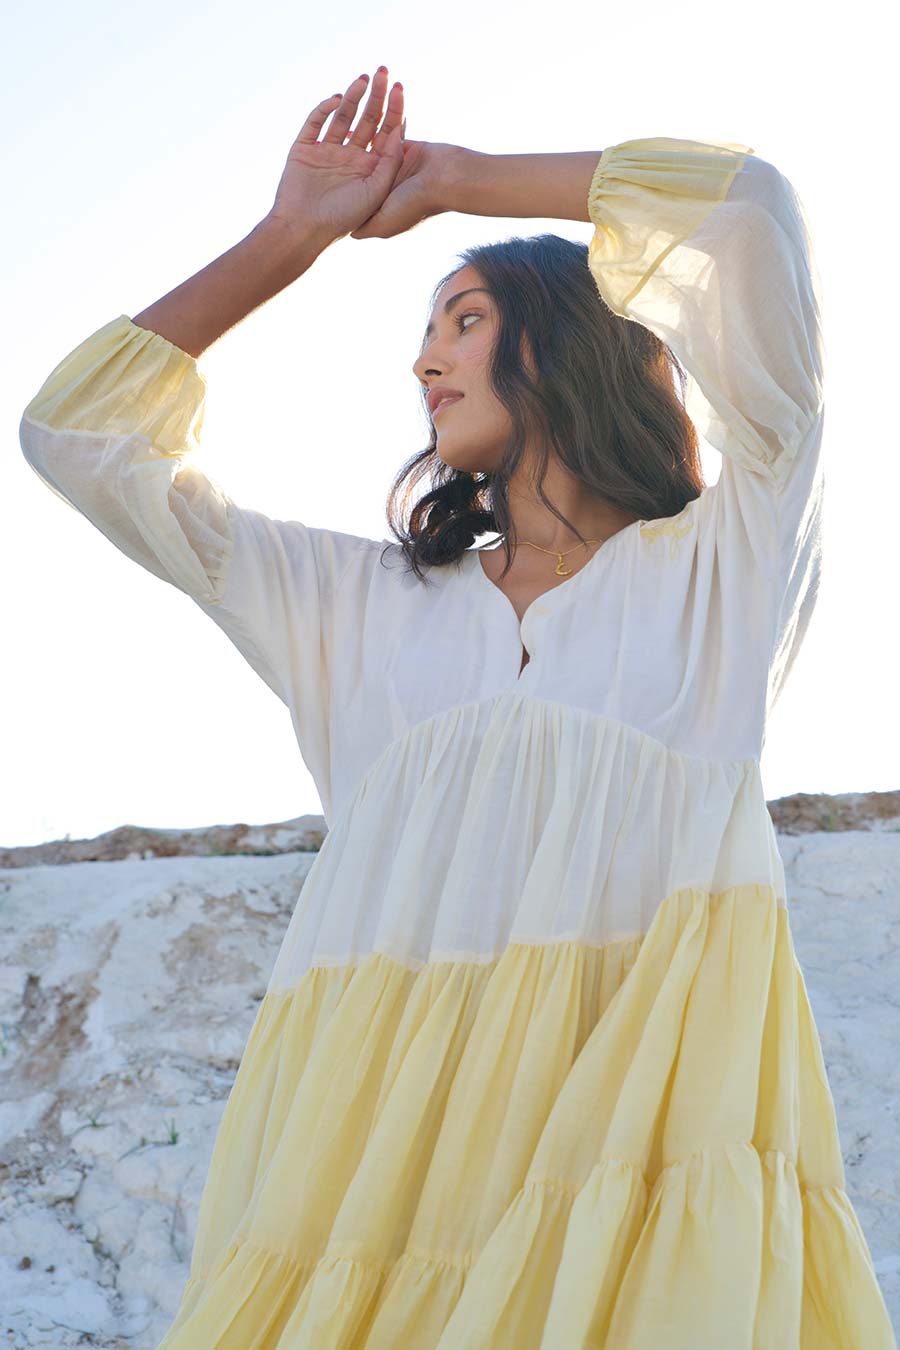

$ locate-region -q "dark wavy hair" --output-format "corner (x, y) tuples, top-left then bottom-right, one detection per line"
(381, 232), (707, 583)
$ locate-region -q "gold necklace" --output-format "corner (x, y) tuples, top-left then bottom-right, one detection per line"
(519, 538), (606, 577)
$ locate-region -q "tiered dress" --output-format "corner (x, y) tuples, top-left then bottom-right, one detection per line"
(20, 136), (896, 1347)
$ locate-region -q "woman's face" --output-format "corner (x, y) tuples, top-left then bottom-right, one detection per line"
(412, 264), (516, 475)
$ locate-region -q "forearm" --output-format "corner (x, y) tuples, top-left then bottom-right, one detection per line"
(443, 147), (603, 223)
(131, 215), (336, 359)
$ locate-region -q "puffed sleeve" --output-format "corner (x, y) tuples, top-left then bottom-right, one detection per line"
(19, 313), (378, 813)
(586, 137), (825, 713)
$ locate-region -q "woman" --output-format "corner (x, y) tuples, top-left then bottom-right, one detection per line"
(20, 65), (895, 1348)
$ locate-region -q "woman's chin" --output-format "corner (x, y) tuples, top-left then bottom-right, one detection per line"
(435, 441), (486, 476)
(440, 458), (482, 476)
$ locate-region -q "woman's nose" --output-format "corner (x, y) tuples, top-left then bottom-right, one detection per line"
(413, 350), (443, 380)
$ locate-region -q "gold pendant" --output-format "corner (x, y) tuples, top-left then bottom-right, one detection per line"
(555, 558), (573, 576)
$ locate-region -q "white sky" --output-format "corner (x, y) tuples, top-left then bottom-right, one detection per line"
(3, 0), (896, 848)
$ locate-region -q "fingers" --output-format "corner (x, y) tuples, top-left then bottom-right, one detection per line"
(321, 71), (375, 146)
(346, 66), (391, 151)
(297, 68), (404, 151)
(296, 91), (347, 145)
(371, 84), (405, 153)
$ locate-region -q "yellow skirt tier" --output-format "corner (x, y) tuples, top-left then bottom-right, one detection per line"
(157, 883), (895, 1348)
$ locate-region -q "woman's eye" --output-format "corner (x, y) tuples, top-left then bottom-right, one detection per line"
(456, 311), (480, 332)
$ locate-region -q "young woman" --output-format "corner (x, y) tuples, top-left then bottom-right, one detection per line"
(20, 64), (895, 1349)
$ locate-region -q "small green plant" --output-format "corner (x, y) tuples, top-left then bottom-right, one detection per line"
(118, 1117), (180, 1160)
(70, 1108), (112, 1138)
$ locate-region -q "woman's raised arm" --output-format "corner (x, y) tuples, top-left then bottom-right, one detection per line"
(132, 67), (407, 357)
(130, 216), (330, 361)
(19, 68), (408, 798)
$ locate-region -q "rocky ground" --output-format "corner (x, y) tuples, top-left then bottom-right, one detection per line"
(1, 796), (898, 1347)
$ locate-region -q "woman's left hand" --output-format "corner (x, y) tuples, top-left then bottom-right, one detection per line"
(349, 138), (459, 239)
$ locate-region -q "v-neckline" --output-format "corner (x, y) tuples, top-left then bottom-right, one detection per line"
(470, 519), (645, 635)
(468, 520), (646, 684)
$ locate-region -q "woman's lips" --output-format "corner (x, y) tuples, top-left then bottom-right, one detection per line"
(433, 395), (464, 418)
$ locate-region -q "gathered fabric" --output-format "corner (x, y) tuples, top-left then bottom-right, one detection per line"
(153, 884), (891, 1348)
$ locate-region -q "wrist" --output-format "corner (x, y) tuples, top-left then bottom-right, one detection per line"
(255, 213), (338, 267)
(439, 145), (494, 216)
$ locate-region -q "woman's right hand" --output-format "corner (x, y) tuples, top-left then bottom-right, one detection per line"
(266, 67), (407, 244)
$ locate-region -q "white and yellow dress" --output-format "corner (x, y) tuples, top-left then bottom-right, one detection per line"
(20, 137), (896, 1347)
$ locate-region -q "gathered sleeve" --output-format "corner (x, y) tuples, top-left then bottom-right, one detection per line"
(19, 314), (378, 816)
(586, 137), (825, 713)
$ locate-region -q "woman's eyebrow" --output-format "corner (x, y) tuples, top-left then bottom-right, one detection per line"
(422, 288), (490, 344)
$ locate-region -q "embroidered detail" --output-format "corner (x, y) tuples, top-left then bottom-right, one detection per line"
(639, 512), (695, 558)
